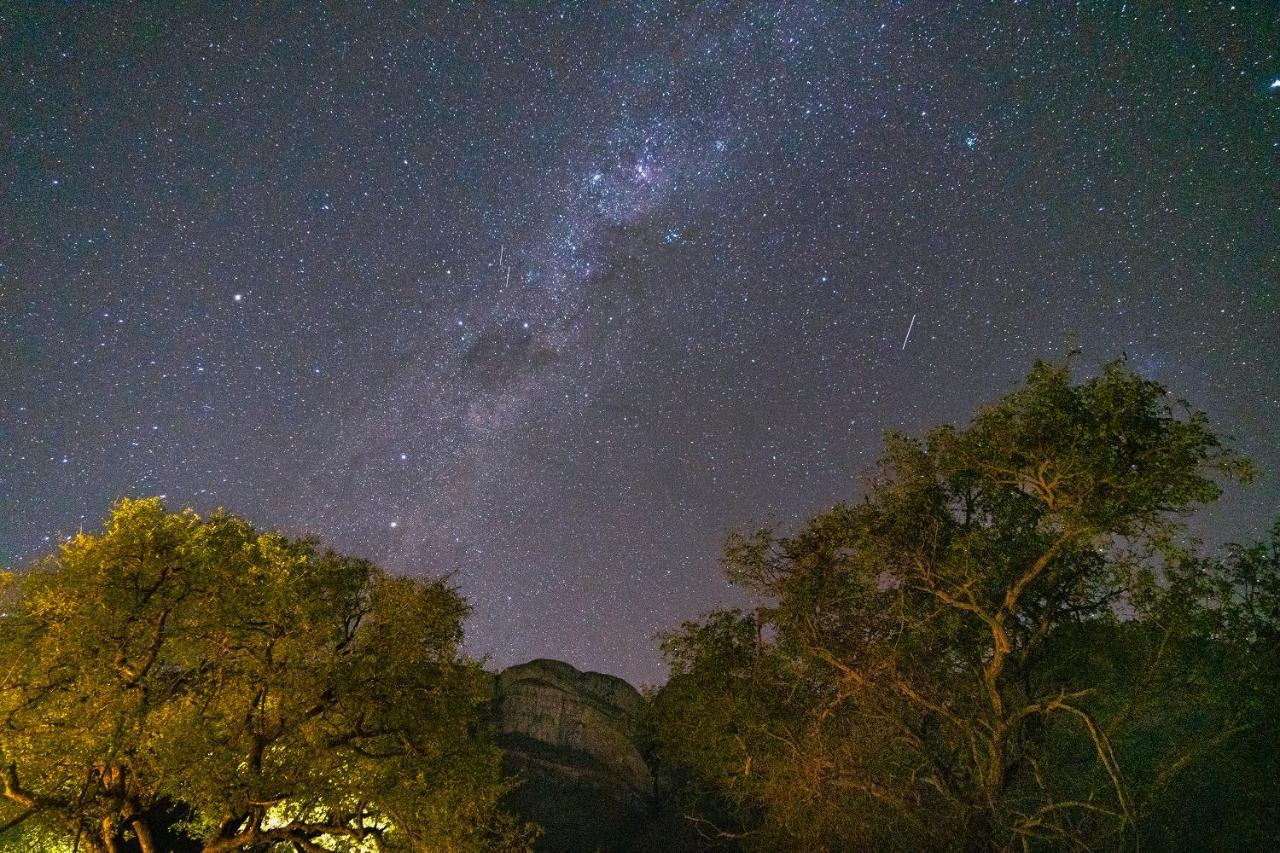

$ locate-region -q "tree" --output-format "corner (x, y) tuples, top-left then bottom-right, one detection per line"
(0, 498), (534, 852)
(651, 358), (1268, 851)
(1128, 519), (1280, 850)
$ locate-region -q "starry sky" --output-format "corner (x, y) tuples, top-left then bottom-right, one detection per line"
(3, 2), (1278, 685)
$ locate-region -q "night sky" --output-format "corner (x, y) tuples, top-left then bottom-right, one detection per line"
(3, 3), (1278, 685)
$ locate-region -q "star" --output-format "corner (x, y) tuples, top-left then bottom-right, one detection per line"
(5, 1), (1277, 688)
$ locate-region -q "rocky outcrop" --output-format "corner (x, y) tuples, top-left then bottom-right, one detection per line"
(492, 659), (675, 852)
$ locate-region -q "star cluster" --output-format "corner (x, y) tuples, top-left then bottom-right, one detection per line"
(3, 3), (1278, 683)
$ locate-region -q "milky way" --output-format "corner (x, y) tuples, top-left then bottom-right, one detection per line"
(4, 3), (1278, 683)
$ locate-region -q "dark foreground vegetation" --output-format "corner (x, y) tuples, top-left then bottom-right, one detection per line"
(3, 358), (1277, 851)
(646, 359), (1278, 851)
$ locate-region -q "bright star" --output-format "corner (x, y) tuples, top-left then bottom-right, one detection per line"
(233, 293), (243, 302)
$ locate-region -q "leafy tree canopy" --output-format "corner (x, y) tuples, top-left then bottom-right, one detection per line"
(652, 358), (1274, 851)
(0, 498), (533, 853)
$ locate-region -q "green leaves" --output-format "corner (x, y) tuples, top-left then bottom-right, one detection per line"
(652, 357), (1268, 851)
(0, 498), (530, 852)
(949, 358), (1247, 533)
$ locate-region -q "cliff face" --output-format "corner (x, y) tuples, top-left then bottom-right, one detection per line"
(494, 658), (653, 805)
(493, 659), (692, 852)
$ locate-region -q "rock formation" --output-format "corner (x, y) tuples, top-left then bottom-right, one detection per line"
(492, 659), (687, 852)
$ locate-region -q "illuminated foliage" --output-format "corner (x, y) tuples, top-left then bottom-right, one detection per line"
(652, 359), (1274, 851)
(0, 499), (533, 852)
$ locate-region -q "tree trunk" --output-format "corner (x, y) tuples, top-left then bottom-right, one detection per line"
(131, 815), (160, 853)
(99, 817), (120, 853)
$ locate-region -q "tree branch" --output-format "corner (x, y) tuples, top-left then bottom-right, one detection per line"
(0, 804), (39, 834)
